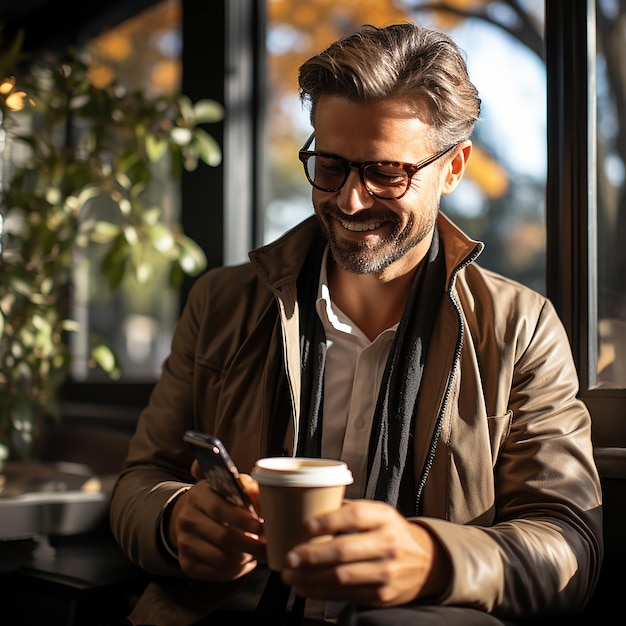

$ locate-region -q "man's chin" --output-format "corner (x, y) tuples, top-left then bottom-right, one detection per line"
(329, 244), (392, 275)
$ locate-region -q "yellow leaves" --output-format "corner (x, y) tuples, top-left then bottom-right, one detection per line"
(87, 63), (115, 89)
(267, 0), (413, 95)
(465, 144), (509, 198)
(505, 219), (545, 272)
(268, 0), (410, 28)
(0, 76), (15, 94)
(92, 31), (133, 63)
(0, 76), (30, 112)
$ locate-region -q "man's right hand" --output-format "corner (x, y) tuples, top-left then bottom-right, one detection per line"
(167, 465), (265, 581)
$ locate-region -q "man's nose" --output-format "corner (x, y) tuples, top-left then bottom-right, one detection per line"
(336, 168), (375, 213)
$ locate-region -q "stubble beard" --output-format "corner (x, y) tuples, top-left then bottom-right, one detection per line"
(315, 201), (436, 275)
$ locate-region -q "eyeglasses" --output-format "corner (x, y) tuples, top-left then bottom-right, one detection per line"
(298, 133), (457, 200)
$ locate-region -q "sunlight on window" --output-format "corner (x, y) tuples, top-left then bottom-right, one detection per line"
(594, 0), (626, 389)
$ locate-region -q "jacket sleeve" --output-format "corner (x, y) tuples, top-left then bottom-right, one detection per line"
(417, 298), (603, 617)
(109, 273), (210, 577)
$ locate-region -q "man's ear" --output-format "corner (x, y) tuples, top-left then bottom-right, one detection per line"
(441, 141), (472, 195)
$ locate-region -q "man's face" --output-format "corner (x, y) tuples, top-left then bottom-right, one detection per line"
(311, 95), (450, 276)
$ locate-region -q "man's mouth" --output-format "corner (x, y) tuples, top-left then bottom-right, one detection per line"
(340, 220), (383, 232)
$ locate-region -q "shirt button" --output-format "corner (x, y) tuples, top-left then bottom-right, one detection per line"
(355, 418), (365, 429)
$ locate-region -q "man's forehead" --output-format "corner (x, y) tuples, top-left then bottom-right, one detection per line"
(312, 97), (436, 158)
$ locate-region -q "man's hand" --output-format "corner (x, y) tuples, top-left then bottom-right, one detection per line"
(167, 462), (265, 581)
(281, 499), (450, 606)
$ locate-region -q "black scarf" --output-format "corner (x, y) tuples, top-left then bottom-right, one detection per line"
(268, 226), (445, 516)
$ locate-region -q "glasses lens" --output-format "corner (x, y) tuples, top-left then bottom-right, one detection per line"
(306, 154), (347, 192)
(364, 164), (409, 199)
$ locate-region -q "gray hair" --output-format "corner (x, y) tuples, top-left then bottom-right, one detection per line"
(298, 22), (481, 147)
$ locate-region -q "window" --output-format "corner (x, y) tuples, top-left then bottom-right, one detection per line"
(594, 0), (626, 390)
(545, 0), (626, 448)
(70, 0), (184, 384)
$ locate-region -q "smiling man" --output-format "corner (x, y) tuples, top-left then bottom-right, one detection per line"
(109, 23), (603, 626)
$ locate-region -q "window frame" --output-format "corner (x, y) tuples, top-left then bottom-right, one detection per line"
(545, 0), (626, 449)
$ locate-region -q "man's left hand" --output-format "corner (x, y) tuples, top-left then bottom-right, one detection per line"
(281, 499), (450, 607)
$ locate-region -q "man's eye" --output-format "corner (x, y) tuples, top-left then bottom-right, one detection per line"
(317, 158), (344, 176)
(368, 166), (407, 186)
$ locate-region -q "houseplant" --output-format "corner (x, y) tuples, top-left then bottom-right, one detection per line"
(0, 36), (224, 459)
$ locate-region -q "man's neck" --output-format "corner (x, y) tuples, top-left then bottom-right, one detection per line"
(328, 261), (418, 341)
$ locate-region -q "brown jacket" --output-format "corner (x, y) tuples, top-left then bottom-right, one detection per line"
(110, 213), (603, 624)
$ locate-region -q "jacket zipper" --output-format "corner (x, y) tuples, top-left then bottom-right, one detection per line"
(414, 243), (483, 516)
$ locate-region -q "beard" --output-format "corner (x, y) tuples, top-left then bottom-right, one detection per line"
(315, 201), (437, 275)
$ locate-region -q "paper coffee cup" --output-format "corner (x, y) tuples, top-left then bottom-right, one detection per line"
(251, 457), (353, 571)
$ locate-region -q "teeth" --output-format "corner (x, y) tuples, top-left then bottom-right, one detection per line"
(342, 221), (382, 232)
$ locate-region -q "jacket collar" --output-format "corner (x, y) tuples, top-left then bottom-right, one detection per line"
(249, 217), (322, 292)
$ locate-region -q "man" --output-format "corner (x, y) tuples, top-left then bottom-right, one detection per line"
(109, 22), (603, 626)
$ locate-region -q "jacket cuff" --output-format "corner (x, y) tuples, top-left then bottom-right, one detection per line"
(158, 486), (191, 563)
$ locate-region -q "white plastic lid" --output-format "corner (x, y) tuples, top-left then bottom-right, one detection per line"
(251, 457), (354, 487)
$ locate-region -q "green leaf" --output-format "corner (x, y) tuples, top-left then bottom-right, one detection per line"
(177, 234), (208, 275)
(145, 134), (168, 162)
(90, 221), (122, 244)
(193, 99), (225, 124)
(134, 262), (153, 283)
(177, 94), (195, 123)
(142, 207), (162, 226)
(12, 279), (32, 297)
(171, 126), (193, 146)
(147, 222), (175, 253)
(61, 319), (81, 333)
(100, 234), (131, 290)
(91, 344), (120, 377)
(168, 259), (184, 288)
(192, 128), (222, 167)
(31, 313), (52, 334)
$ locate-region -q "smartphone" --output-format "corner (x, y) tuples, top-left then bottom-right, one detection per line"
(183, 430), (258, 517)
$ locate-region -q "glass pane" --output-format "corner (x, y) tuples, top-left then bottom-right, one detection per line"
(263, 0), (546, 293)
(595, 0), (626, 389)
(70, 0), (183, 382)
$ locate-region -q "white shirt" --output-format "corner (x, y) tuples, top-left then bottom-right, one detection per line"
(306, 245), (397, 622)
(317, 246), (398, 497)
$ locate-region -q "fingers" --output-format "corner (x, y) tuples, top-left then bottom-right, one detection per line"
(239, 473), (263, 519)
(194, 479), (263, 534)
(304, 498), (397, 539)
(281, 500), (435, 607)
(176, 513), (260, 580)
(191, 458), (204, 482)
(170, 481), (266, 581)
